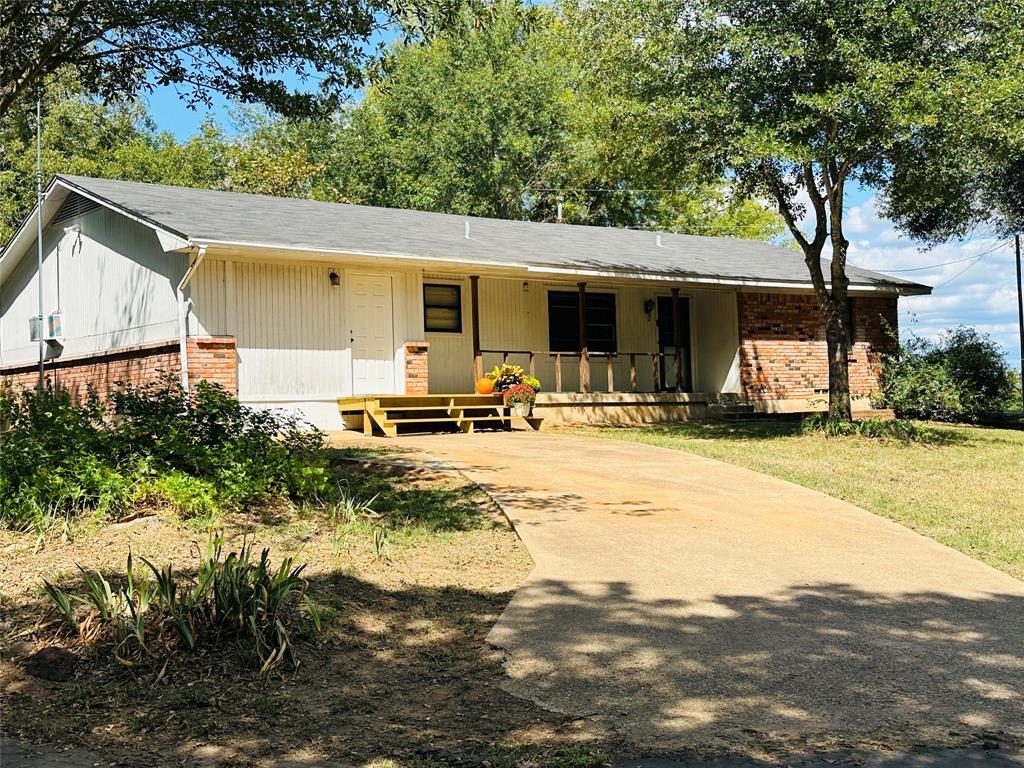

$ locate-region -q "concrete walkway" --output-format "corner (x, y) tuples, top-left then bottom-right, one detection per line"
(394, 431), (1024, 752)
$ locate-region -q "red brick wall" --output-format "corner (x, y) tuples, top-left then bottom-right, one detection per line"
(404, 341), (430, 395)
(737, 293), (897, 401)
(0, 337), (237, 399)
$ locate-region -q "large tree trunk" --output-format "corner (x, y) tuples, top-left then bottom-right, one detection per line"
(769, 161), (855, 421)
(825, 309), (853, 421)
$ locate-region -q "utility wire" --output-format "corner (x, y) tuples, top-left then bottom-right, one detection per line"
(930, 239), (1011, 290)
(858, 239), (1010, 281)
(881, 254), (986, 272)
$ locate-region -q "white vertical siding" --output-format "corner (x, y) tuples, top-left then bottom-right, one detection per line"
(423, 274), (473, 393)
(192, 258), (350, 399)
(0, 206), (184, 366)
(191, 258), (425, 403)
(692, 290), (741, 393)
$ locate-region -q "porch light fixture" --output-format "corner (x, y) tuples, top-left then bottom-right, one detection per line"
(522, 281), (529, 292)
(643, 298), (655, 316)
(329, 270), (341, 287)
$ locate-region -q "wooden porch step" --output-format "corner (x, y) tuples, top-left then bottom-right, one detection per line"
(375, 397), (503, 407)
(371, 404), (505, 413)
(383, 416), (509, 426)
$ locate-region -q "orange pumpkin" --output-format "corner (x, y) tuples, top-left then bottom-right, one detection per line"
(476, 377), (495, 394)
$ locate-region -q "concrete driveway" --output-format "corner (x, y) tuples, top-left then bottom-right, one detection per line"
(393, 431), (1024, 752)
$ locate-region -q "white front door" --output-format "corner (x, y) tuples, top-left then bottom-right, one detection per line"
(348, 273), (396, 395)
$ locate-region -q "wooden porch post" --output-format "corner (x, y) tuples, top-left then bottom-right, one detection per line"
(577, 282), (590, 393)
(672, 287), (683, 392)
(470, 275), (483, 381)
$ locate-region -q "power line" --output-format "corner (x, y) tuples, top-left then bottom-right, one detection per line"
(930, 239), (1011, 290)
(881, 254), (987, 272)
(879, 239), (1011, 275)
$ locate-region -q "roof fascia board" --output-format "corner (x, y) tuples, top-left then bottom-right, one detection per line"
(53, 177), (192, 250)
(195, 238), (927, 296)
(0, 177), (63, 262)
(193, 237), (532, 271)
(526, 264), (928, 295)
(1, 177), (193, 280)
(156, 229), (191, 252)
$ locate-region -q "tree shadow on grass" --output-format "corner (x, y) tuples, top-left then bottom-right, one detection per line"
(5, 570), (1024, 766)
(325, 456), (494, 532)
(598, 419), (979, 447)
(1, 568), (609, 768)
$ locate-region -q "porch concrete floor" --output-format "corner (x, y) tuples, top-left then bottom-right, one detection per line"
(390, 431), (1024, 752)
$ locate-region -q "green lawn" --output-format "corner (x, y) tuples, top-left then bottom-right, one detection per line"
(573, 421), (1024, 582)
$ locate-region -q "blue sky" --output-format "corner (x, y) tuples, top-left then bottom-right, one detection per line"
(145, 86), (1023, 373)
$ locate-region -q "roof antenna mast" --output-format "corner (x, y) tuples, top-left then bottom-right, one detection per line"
(35, 91), (45, 390)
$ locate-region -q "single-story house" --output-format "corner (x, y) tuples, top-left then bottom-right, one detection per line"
(0, 175), (929, 430)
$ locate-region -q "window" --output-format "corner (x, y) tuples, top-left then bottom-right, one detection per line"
(846, 297), (857, 346)
(424, 284), (462, 333)
(547, 291), (617, 353)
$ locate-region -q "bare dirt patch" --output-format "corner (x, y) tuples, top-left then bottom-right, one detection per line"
(1, 453), (612, 767)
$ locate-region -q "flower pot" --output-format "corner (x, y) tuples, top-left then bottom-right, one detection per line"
(476, 378), (494, 395)
(512, 402), (530, 417)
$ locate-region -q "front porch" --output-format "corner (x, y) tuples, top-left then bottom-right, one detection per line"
(338, 391), (756, 437)
(423, 273), (742, 397)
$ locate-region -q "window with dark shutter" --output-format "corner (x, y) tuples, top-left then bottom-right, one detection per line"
(424, 284), (462, 333)
(547, 291), (617, 353)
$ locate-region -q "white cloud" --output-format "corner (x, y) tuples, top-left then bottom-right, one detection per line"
(842, 194), (1021, 370)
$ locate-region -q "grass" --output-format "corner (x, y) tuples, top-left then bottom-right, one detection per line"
(572, 420), (1024, 582)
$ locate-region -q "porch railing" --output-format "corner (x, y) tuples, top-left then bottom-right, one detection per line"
(477, 348), (686, 394)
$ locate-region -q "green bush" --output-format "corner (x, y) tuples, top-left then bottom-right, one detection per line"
(0, 380), (330, 530)
(876, 326), (1018, 423)
(140, 471), (219, 520)
(801, 414), (935, 442)
(110, 379), (329, 506)
(42, 534), (320, 672)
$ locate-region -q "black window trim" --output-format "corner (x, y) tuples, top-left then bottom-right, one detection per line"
(423, 282), (463, 334)
(546, 289), (618, 354)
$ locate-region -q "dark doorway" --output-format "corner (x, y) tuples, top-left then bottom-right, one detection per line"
(656, 296), (692, 391)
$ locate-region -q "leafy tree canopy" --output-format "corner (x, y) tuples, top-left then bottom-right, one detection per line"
(1, 1), (781, 243)
(0, 0), (449, 121)
(326, 0), (781, 234)
(567, 0), (1024, 417)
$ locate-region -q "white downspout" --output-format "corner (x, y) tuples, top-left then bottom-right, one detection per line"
(177, 245), (206, 392)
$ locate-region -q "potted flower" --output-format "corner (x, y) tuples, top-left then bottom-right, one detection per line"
(503, 383), (537, 417)
(486, 363), (542, 394)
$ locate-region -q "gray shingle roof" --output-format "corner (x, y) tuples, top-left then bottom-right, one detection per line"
(54, 175), (929, 294)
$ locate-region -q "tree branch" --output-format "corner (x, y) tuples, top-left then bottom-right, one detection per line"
(765, 172), (810, 252)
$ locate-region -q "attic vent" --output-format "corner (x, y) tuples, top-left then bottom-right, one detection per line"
(52, 192), (100, 225)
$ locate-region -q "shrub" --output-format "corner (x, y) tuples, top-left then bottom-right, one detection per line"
(0, 387), (126, 530)
(110, 379), (329, 506)
(0, 379), (330, 530)
(801, 414), (935, 442)
(140, 471), (219, 520)
(42, 534), (320, 673)
(876, 326), (1017, 422)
